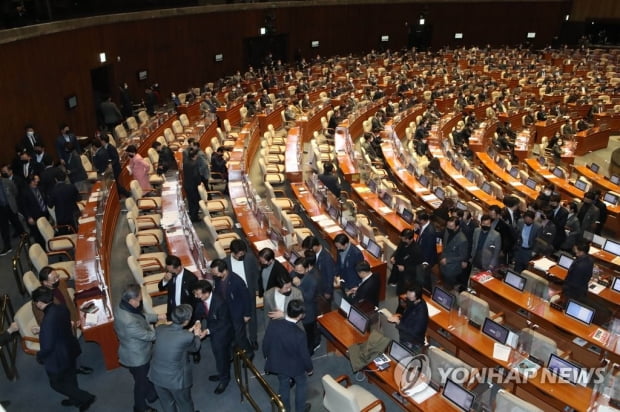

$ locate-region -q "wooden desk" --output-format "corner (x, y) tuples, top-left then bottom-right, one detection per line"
(318, 310), (451, 411)
(284, 126), (302, 183)
(257, 105), (284, 136)
(574, 165), (620, 194)
(475, 152), (538, 202)
(334, 125), (359, 183)
(498, 111), (526, 131)
(535, 119), (563, 144)
(575, 127), (611, 155)
(594, 113), (620, 133)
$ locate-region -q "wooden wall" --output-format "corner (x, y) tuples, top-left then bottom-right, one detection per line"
(0, 1), (569, 165)
(571, 0), (620, 21)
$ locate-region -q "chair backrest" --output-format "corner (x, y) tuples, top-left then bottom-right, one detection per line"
(495, 389), (543, 412)
(36, 217), (54, 244)
(240, 106), (248, 120)
(147, 147), (159, 165)
(125, 233), (141, 258)
(80, 155), (94, 172)
(459, 291), (490, 327)
(521, 270), (549, 299)
(127, 256), (145, 284)
(130, 180), (144, 199)
(125, 197), (138, 215)
(28, 243), (49, 273)
(520, 327), (557, 363)
(140, 285), (156, 313)
(264, 181), (276, 199)
(321, 375), (359, 412)
(223, 119), (232, 133)
(179, 113), (190, 127)
(126, 210), (139, 234)
(202, 217), (219, 242)
(164, 128), (176, 143)
(428, 346), (472, 388)
(213, 241), (227, 259)
(138, 110), (149, 124)
(126, 116), (139, 131)
(114, 124), (128, 140)
(198, 184), (209, 203)
(156, 136), (167, 147)
(172, 120), (183, 134)
(22, 271), (41, 295)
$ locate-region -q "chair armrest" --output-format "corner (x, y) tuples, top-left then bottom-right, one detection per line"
(54, 267), (72, 280)
(54, 224), (76, 234)
(136, 232), (161, 244)
(273, 189), (287, 198)
(49, 236), (76, 250)
(137, 198), (159, 209)
(137, 257), (164, 270)
(361, 399), (385, 412)
(207, 190), (226, 199)
(334, 374), (351, 387)
(490, 311), (504, 321)
(46, 250), (73, 261)
(136, 216), (159, 226)
(21, 336), (39, 344)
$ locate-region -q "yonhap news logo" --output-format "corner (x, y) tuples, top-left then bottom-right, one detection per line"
(393, 354), (432, 395)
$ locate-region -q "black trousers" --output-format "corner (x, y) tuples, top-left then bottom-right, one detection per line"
(211, 336), (233, 385)
(129, 363), (158, 412)
(47, 367), (93, 406)
(303, 321), (319, 355)
(0, 204), (23, 248)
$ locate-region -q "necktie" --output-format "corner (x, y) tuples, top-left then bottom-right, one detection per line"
(24, 164), (28, 178)
(34, 188), (46, 212)
(203, 301), (209, 317)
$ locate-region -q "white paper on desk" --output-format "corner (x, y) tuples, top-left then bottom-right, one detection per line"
(590, 246), (602, 254)
(311, 214), (330, 222)
(275, 256), (286, 264)
(254, 239), (276, 251)
(466, 186), (479, 191)
(532, 257), (556, 272)
(588, 282), (606, 295)
(85, 313), (98, 326)
(452, 174), (464, 179)
(355, 186), (371, 194)
(185, 265), (198, 274)
(612, 256), (620, 265)
(406, 383), (437, 403)
(229, 181), (243, 189)
(493, 342), (511, 362)
(86, 236), (96, 242)
(509, 181), (522, 187)
(421, 194), (436, 202)
(235, 198), (247, 206)
(323, 225), (343, 234)
(378, 206), (392, 215)
(78, 216), (95, 224)
(427, 303), (441, 318)
(414, 187), (428, 193)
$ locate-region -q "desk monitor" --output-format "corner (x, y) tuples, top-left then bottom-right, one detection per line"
(537, 156), (546, 166)
(419, 174), (429, 187)
(434, 187), (446, 200)
(603, 239), (620, 256)
(432, 286), (455, 311)
(612, 277), (620, 293)
(504, 270), (526, 292)
(509, 166), (519, 179)
(552, 167), (565, 178)
(327, 205), (340, 222)
(525, 178), (537, 190)
(288, 251), (300, 266)
(611, 175), (620, 185)
(487, 145), (496, 159)
(557, 254), (575, 270)
(442, 379), (476, 412)
(547, 353), (585, 386)
(368, 179), (377, 193)
(399, 208), (414, 224)
(565, 299), (595, 325)
(465, 170), (475, 182)
(590, 163), (600, 173)
(604, 192), (619, 206)
(497, 158), (506, 170)
(407, 163), (415, 174)
(481, 317), (509, 345)
(480, 182), (492, 195)
(574, 179), (587, 192)
(347, 305), (369, 334)
(361, 235), (370, 249)
(366, 238), (382, 259)
(456, 200), (468, 211)
(453, 159), (463, 172)
(381, 191), (393, 207)
(339, 297), (351, 317)
(344, 221), (358, 239)
(389, 340), (414, 364)
(592, 233), (606, 247)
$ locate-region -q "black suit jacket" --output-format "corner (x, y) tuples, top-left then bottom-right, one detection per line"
(564, 255), (594, 300)
(417, 224), (438, 267)
(551, 206), (569, 249)
(193, 295), (234, 346)
(158, 268), (198, 319)
(19, 185), (48, 222)
(351, 274), (380, 307)
(37, 303), (81, 374)
(263, 318), (312, 376)
(259, 260), (289, 297)
(318, 173), (341, 197)
(49, 182), (79, 227)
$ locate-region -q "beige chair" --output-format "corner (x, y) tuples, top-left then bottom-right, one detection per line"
(137, 110), (149, 124)
(203, 217), (240, 252)
(80, 155), (98, 182)
(28, 243), (75, 280)
(172, 120), (185, 137)
(321, 374), (385, 412)
(126, 116), (139, 131)
(14, 301), (40, 355)
(130, 180), (162, 212)
(222, 119), (238, 138)
(164, 128), (180, 151)
(141, 286), (167, 317)
(142, 157), (164, 186)
(127, 256), (166, 298)
(428, 346), (473, 388)
(37, 217), (77, 254)
(259, 158), (285, 185)
(147, 147), (159, 168)
(126, 211), (164, 251)
(239, 106), (248, 125)
(22, 271), (41, 295)
(125, 233), (166, 273)
(198, 201), (234, 231)
(282, 213), (312, 246)
(114, 124), (128, 141)
(179, 113), (190, 127)
(495, 389), (544, 412)
(265, 182), (295, 212)
(489, 181), (503, 199)
(125, 198), (161, 229)
(197, 184), (228, 215)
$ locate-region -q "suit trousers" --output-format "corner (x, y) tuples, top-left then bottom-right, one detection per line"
(514, 247), (533, 273)
(277, 372), (307, 412)
(415, 264), (433, 292)
(129, 363), (158, 412)
(303, 321), (319, 355)
(0, 204), (22, 248)
(212, 337), (232, 385)
(47, 367), (94, 406)
(154, 384), (194, 412)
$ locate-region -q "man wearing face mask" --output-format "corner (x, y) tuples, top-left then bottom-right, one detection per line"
(470, 215), (502, 273)
(263, 272), (303, 326)
(440, 217), (469, 291)
(32, 267), (79, 329)
(534, 209), (557, 257)
(119, 83), (133, 119)
(55, 124), (82, 164)
(32, 143), (53, 170)
(536, 183), (555, 210)
(514, 210), (542, 272)
(290, 255), (320, 354)
(0, 164), (24, 254)
(114, 283), (165, 412)
(258, 247), (289, 298)
(578, 191), (600, 235)
(389, 228), (419, 294)
(387, 284), (429, 354)
(334, 233), (365, 292)
(20, 124), (42, 156)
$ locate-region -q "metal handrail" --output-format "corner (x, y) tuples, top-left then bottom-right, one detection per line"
(0, 294), (18, 380)
(233, 348), (285, 412)
(11, 234), (31, 295)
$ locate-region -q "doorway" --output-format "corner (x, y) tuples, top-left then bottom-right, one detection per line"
(90, 65), (113, 129)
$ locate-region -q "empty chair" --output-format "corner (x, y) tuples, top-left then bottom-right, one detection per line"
(126, 211), (164, 251)
(14, 301), (40, 355)
(239, 106), (248, 125)
(147, 147), (159, 167)
(114, 124), (128, 141)
(203, 217), (240, 252)
(265, 182), (295, 212)
(125, 198), (161, 229)
(197, 184), (228, 215)
(80, 155), (98, 182)
(137, 110), (149, 124)
(259, 158), (285, 185)
(126, 116), (139, 131)
(282, 213), (312, 246)
(127, 256), (166, 298)
(37, 217), (77, 254)
(428, 346), (473, 388)
(179, 113), (190, 127)
(125, 233), (166, 273)
(28, 243), (75, 280)
(142, 157), (164, 186)
(222, 119), (238, 138)
(495, 389), (544, 412)
(141, 285), (167, 317)
(22, 270), (41, 295)
(489, 181), (503, 199)
(130, 180), (162, 212)
(171, 120), (185, 137)
(321, 374), (385, 412)
(198, 201), (234, 231)
(164, 128), (180, 151)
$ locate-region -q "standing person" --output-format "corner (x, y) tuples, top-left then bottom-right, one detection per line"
(263, 300), (313, 412)
(55, 124), (81, 164)
(415, 212), (438, 292)
(192, 280), (234, 395)
(334, 233), (364, 292)
(549, 194), (568, 250)
(563, 240), (594, 301)
(388, 228), (418, 293)
(439, 217), (469, 291)
(225, 239), (260, 349)
(100, 96), (123, 132)
(0, 165), (24, 255)
(63, 142), (88, 193)
(120, 83), (134, 119)
(301, 236), (336, 314)
(317, 163), (342, 197)
(114, 284), (165, 412)
(32, 287), (96, 411)
(182, 149), (201, 222)
(470, 214), (502, 273)
(513, 210), (542, 272)
(18, 174), (48, 247)
(293, 252), (321, 354)
(49, 171), (80, 232)
(263, 272), (303, 325)
(210, 259), (254, 359)
(149, 305), (201, 412)
(258, 247), (289, 298)
(387, 285), (429, 354)
(126, 145), (152, 193)
(101, 134), (132, 198)
(345, 260), (380, 308)
(158, 255), (197, 321)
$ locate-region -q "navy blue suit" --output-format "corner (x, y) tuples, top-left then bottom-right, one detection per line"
(215, 272), (253, 356)
(316, 246), (337, 297)
(337, 244), (364, 290)
(194, 295), (234, 385)
(350, 273), (380, 308)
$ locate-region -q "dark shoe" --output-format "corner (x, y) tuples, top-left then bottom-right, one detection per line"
(192, 353), (201, 364)
(250, 340), (259, 350)
(78, 396), (95, 412)
(208, 375), (220, 382)
(0, 248), (12, 256)
(304, 403), (311, 412)
(61, 399), (75, 406)
(214, 382), (228, 394)
(76, 366), (93, 375)
(289, 378), (296, 388)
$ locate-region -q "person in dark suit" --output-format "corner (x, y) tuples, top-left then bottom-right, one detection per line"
(578, 191), (600, 235)
(49, 171), (80, 232)
(192, 280), (234, 394)
(258, 247), (289, 298)
(263, 300), (313, 412)
(534, 211), (557, 257)
(20, 125), (43, 156)
(346, 260), (380, 308)
(514, 211), (542, 272)
(302, 235), (337, 314)
(148, 305), (201, 412)
(157, 255), (198, 320)
(334, 233), (364, 291)
(293, 252), (321, 354)
(14, 149), (43, 187)
(101, 134), (131, 198)
(489, 205), (515, 264)
(387, 284), (428, 354)
(470, 214), (502, 273)
(440, 217), (469, 291)
(91, 138), (111, 175)
(415, 212), (438, 292)
(563, 240), (594, 301)
(317, 162), (341, 197)
(389, 228), (419, 294)
(55, 124), (82, 164)
(181, 149), (201, 222)
(32, 287), (96, 411)
(0, 164), (24, 255)
(225, 239), (260, 348)
(210, 259), (254, 359)
(32, 142), (54, 172)
(0, 321), (18, 346)
(100, 96), (123, 132)
(18, 174), (49, 247)
(561, 202), (581, 251)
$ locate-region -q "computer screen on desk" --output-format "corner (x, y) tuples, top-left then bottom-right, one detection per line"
(456, 201), (468, 211)
(509, 167), (519, 179)
(611, 175), (620, 185)
(368, 179), (377, 193)
(547, 353), (585, 386)
(497, 158), (506, 170)
(453, 159), (462, 172)
(465, 170), (475, 182)
(537, 156), (546, 166)
(612, 277), (620, 293)
(603, 239), (620, 256)
(482, 317), (509, 345)
(504, 270), (526, 292)
(481, 182), (492, 195)
(339, 298), (351, 317)
(380, 191), (393, 207)
(366, 238), (382, 259)
(344, 221), (358, 239)
(557, 254), (575, 270)
(434, 187), (445, 200)
(288, 251), (299, 266)
(389, 340), (414, 364)
(442, 379), (475, 412)
(552, 167), (565, 178)
(565, 299), (595, 325)
(432, 286), (455, 311)
(347, 305), (369, 334)
(604, 192), (619, 206)
(327, 205), (339, 222)
(399, 208), (414, 224)
(590, 163), (600, 173)
(525, 178), (537, 190)
(574, 180), (587, 192)
(419, 175), (429, 187)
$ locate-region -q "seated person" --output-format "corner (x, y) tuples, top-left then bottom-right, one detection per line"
(387, 284), (429, 354)
(317, 163), (341, 197)
(210, 146), (228, 180)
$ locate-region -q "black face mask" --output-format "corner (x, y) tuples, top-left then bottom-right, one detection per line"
(51, 280), (60, 289)
(34, 149), (42, 155)
(293, 272), (305, 279)
(480, 226), (490, 232)
(235, 254), (245, 261)
(281, 290), (292, 297)
(21, 159), (29, 164)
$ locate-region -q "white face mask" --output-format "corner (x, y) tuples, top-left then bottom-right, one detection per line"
(544, 190), (552, 196)
(27, 131), (34, 138)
